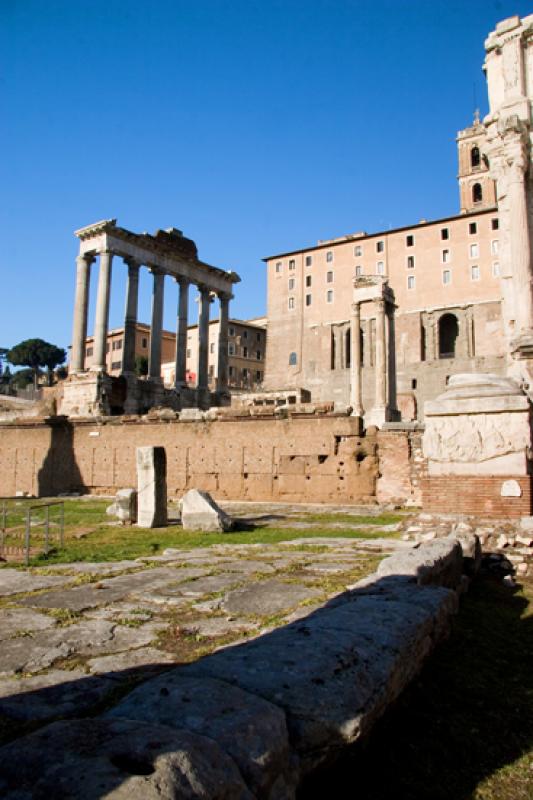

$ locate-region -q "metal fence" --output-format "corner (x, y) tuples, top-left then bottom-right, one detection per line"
(0, 499), (64, 565)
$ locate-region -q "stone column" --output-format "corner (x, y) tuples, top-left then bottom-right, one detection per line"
(374, 298), (387, 408)
(350, 302), (363, 417)
(197, 286), (211, 391)
(507, 153), (533, 335)
(121, 259), (140, 374)
(149, 269), (165, 380)
(386, 303), (398, 415)
(70, 253), (93, 373)
(174, 278), (189, 388)
(217, 292), (231, 394)
(92, 250), (113, 372)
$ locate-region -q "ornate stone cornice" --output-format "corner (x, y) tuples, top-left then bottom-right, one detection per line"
(74, 219), (117, 240)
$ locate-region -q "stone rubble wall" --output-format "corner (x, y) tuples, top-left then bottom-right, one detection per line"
(0, 413), (419, 506)
(0, 536), (470, 799)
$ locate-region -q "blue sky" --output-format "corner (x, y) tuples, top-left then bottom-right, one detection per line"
(1, 0), (531, 353)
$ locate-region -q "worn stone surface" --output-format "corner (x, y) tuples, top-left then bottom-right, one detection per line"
(108, 673), (296, 799)
(107, 488), (137, 523)
(87, 647), (176, 675)
(0, 569), (70, 597)
(0, 718), (253, 799)
(0, 608), (57, 639)
(222, 579), (322, 617)
(136, 446), (167, 528)
(180, 488), (233, 532)
(377, 536), (463, 588)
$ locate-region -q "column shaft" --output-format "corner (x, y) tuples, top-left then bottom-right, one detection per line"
(174, 279), (189, 388)
(509, 171), (533, 333)
(350, 302), (363, 416)
(197, 287), (211, 391)
(217, 293), (231, 393)
(375, 299), (387, 407)
(92, 251), (113, 372)
(149, 270), (165, 380)
(70, 254), (93, 373)
(122, 261), (140, 373)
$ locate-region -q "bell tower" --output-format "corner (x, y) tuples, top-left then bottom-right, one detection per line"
(457, 110), (497, 213)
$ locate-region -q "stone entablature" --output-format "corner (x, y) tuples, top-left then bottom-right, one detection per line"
(66, 220), (240, 416)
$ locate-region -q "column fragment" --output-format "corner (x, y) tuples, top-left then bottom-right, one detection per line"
(70, 253), (93, 373)
(149, 270), (165, 380)
(122, 259), (140, 374)
(350, 301), (363, 416)
(174, 278), (189, 388)
(92, 251), (114, 372)
(375, 298), (387, 408)
(217, 292), (231, 393)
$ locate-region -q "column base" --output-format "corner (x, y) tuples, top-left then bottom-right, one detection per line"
(364, 405), (400, 429)
(59, 372), (112, 417)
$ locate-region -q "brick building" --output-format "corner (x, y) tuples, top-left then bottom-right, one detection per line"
(263, 118), (505, 419)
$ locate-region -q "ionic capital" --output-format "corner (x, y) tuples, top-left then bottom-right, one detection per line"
(124, 257), (141, 271)
(76, 253), (95, 267)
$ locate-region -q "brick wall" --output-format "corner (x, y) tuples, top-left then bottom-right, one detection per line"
(0, 415), (400, 505)
(376, 428), (424, 506)
(422, 475), (533, 517)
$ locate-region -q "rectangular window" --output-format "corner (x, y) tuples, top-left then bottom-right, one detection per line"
(228, 343), (235, 355)
(242, 368), (248, 379)
(256, 350), (261, 360)
(326, 270), (333, 283)
(187, 348), (191, 357)
(243, 347), (248, 357)
(288, 278), (295, 290)
(106, 344), (110, 353)
(442, 269), (451, 285)
(326, 289), (333, 303)
(469, 243), (479, 258)
(326, 251), (333, 262)
(275, 261), (282, 273)
(471, 265), (480, 281)
(229, 326), (235, 337)
(491, 239), (499, 255)
(492, 218), (499, 230)
(376, 240), (384, 253)
(243, 331), (248, 339)
(407, 275), (415, 290)
(469, 222), (477, 235)
(256, 332), (261, 341)
(208, 365), (214, 377)
(141, 337), (148, 348)
(289, 259), (295, 270)
(441, 228), (449, 240)
(355, 265), (363, 276)
(111, 361), (121, 370)
(376, 261), (384, 275)
(442, 249), (450, 263)
(86, 347), (93, 357)
(407, 255), (415, 269)
(209, 342), (214, 353)
(406, 234), (414, 247)
(305, 275), (312, 287)
(492, 261), (500, 277)
(305, 294), (312, 306)
(229, 366), (234, 377)
(288, 297), (295, 310)
(305, 255), (313, 267)
(354, 245), (362, 257)
(256, 371), (262, 381)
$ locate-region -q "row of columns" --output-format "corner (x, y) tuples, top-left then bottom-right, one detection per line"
(70, 250), (232, 394)
(349, 298), (397, 423)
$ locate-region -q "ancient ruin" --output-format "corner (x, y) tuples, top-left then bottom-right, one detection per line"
(62, 220), (240, 416)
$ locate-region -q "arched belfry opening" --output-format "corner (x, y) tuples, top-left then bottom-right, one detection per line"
(471, 145), (480, 167)
(472, 182), (483, 203)
(438, 313), (459, 359)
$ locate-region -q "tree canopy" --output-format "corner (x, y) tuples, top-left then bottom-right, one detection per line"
(7, 339), (66, 387)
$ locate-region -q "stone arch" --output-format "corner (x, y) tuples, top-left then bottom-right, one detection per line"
(471, 145), (480, 168)
(472, 182), (483, 203)
(438, 313), (459, 359)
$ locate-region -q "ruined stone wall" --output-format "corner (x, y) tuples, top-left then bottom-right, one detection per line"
(376, 428), (425, 506)
(0, 415), (382, 503)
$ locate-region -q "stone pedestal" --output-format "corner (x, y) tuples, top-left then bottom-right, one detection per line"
(136, 446), (167, 528)
(423, 373), (532, 516)
(60, 373), (113, 417)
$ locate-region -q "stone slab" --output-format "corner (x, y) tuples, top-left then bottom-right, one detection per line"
(88, 647), (176, 675)
(377, 537), (463, 588)
(222, 578), (322, 617)
(107, 673), (295, 799)
(0, 569), (71, 597)
(0, 718), (252, 799)
(0, 608), (57, 640)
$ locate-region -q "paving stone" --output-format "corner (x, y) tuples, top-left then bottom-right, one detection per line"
(0, 718), (253, 799)
(20, 567), (185, 612)
(88, 647), (176, 675)
(214, 559), (276, 575)
(179, 617), (260, 638)
(0, 569), (71, 596)
(0, 608), (57, 640)
(0, 669), (118, 721)
(165, 574), (244, 598)
(104, 621), (168, 653)
(222, 578), (322, 617)
(43, 560), (140, 575)
(108, 673), (295, 799)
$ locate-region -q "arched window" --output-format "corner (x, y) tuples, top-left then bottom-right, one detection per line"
(438, 314), (459, 359)
(472, 183), (483, 203)
(471, 146), (480, 168)
(288, 352), (297, 366)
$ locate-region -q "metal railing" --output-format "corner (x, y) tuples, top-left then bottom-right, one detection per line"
(1, 499), (64, 565)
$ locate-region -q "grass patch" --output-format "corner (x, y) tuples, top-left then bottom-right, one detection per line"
(300, 575), (533, 800)
(0, 498), (401, 566)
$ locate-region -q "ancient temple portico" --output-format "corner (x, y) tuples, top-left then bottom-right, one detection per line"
(63, 220), (240, 417)
(350, 276), (399, 428)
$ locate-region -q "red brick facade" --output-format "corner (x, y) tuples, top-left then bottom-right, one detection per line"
(422, 475), (533, 517)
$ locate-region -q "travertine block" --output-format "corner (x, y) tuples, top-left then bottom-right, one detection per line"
(136, 446), (167, 528)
